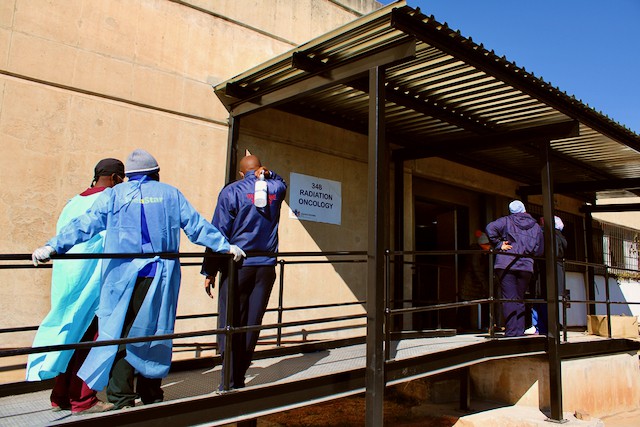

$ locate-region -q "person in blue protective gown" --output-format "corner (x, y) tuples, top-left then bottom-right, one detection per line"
(202, 154), (287, 391)
(32, 149), (246, 410)
(27, 158), (125, 415)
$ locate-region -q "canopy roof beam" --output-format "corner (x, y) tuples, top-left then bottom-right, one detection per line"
(580, 204), (640, 213)
(519, 177), (640, 196)
(389, 7), (640, 152)
(224, 38), (416, 117)
(347, 78), (495, 134)
(393, 119), (579, 160)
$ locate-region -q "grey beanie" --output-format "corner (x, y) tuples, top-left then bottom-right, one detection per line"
(125, 149), (159, 175)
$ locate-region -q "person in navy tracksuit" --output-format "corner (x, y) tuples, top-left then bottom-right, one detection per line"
(486, 200), (544, 337)
(202, 154), (287, 390)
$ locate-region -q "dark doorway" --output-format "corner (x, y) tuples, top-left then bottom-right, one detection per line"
(413, 199), (469, 330)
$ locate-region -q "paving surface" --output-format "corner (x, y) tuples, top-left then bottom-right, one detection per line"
(0, 335), (488, 426)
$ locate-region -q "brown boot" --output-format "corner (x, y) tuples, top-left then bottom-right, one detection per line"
(72, 401), (115, 415)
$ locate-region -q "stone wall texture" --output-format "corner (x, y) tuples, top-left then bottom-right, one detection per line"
(0, 0), (383, 381)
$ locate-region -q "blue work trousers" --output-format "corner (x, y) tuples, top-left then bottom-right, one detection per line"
(217, 265), (276, 390)
(497, 269), (532, 337)
(107, 277), (163, 409)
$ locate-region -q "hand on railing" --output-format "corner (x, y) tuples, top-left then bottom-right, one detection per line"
(31, 245), (56, 266)
(228, 244), (246, 262)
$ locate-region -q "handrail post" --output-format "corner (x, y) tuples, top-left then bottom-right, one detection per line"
(436, 265), (441, 330)
(385, 250), (391, 361)
(604, 265), (612, 338)
(222, 255), (236, 391)
(561, 259), (568, 343)
(277, 259), (285, 347)
(488, 251), (495, 338)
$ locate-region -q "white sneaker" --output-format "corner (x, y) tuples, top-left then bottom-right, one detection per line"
(524, 326), (538, 335)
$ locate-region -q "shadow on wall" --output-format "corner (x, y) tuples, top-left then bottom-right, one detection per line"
(594, 276), (636, 316)
(470, 356), (549, 410)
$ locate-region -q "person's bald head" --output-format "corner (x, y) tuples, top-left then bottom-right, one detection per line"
(239, 155), (262, 176)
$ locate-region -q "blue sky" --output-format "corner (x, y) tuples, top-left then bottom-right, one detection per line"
(378, 0), (640, 134)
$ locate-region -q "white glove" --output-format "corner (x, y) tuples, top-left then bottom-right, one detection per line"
(228, 245), (246, 262)
(32, 245), (56, 266)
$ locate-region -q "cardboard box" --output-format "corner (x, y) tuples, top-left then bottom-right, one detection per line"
(587, 315), (639, 338)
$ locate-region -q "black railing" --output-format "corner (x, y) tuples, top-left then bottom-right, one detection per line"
(1, 247), (639, 402)
(384, 249), (640, 346)
(0, 250), (369, 392)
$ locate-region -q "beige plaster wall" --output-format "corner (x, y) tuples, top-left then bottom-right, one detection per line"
(189, 0), (382, 45)
(0, 0), (605, 387)
(470, 353), (640, 418)
(240, 109), (593, 336)
(234, 109), (370, 341)
(592, 196), (640, 229)
(0, 0), (382, 381)
(411, 157), (584, 217)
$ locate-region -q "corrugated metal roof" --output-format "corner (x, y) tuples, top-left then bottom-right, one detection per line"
(214, 1), (640, 200)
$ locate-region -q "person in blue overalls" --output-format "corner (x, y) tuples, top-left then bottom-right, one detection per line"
(32, 149), (246, 410)
(202, 154), (287, 390)
(486, 200), (544, 337)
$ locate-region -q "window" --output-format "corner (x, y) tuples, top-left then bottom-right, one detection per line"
(596, 220), (640, 275)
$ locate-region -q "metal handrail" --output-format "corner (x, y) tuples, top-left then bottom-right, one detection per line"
(385, 249), (640, 344)
(5, 249), (638, 342)
(0, 250), (367, 262)
(2, 247), (639, 387)
(562, 259), (640, 340)
(0, 250), (369, 371)
(0, 301), (367, 336)
(0, 312), (366, 359)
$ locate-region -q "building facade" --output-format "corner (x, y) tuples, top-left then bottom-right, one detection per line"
(0, 0), (383, 381)
(1, 0), (639, 390)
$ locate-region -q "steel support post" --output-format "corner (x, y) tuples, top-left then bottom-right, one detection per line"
(584, 211), (596, 315)
(539, 140), (566, 423)
(365, 65), (388, 427)
(393, 158), (405, 332)
(226, 115), (240, 185)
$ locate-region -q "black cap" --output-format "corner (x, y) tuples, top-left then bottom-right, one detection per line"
(93, 158), (125, 181)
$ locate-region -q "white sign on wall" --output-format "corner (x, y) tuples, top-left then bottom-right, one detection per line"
(289, 172), (342, 225)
